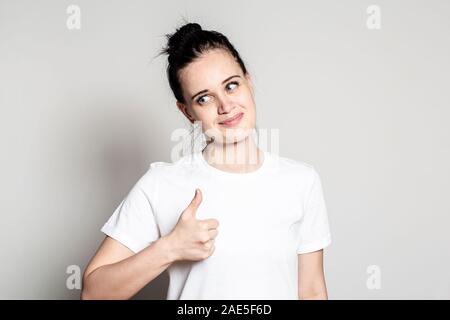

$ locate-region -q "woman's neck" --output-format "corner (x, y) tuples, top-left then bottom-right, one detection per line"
(202, 136), (264, 174)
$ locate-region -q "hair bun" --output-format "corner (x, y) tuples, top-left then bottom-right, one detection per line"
(177, 23), (202, 37)
(166, 23), (202, 53)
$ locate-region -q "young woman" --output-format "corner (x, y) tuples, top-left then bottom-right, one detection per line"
(81, 22), (332, 300)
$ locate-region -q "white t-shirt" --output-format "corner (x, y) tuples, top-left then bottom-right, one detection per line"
(100, 150), (332, 299)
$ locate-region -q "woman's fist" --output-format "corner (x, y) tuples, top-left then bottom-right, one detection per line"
(164, 189), (219, 262)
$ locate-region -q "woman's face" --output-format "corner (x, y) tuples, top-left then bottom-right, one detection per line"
(176, 48), (256, 144)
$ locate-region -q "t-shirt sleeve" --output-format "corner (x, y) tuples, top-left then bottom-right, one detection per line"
(100, 171), (160, 254)
(297, 168), (332, 254)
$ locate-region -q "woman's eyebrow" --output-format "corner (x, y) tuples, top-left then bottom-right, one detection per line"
(190, 74), (241, 101)
(221, 74), (241, 84)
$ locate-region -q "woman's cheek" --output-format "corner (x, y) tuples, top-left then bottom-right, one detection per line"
(206, 113), (219, 131)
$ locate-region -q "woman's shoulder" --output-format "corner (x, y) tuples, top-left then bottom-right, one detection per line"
(149, 152), (196, 169)
(268, 151), (317, 175)
(267, 152), (325, 192)
(145, 152), (199, 177)
(135, 153), (197, 191)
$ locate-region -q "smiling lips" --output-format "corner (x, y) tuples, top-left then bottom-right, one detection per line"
(219, 112), (244, 127)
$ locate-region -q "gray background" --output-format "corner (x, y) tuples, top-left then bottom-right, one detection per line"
(1, 0), (449, 299)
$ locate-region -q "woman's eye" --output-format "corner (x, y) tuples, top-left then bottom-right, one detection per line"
(196, 95), (211, 105)
(226, 81), (239, 91)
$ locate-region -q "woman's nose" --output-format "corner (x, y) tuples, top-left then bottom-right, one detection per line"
(217, 94), (234, 114)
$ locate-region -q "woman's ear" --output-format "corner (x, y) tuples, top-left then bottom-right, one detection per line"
(176, 101), (195, 123)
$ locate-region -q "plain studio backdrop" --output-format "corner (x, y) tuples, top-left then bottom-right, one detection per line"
(0, 0), (449, 299)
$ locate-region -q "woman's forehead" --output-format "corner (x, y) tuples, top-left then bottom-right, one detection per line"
(179, 49), (242, 91)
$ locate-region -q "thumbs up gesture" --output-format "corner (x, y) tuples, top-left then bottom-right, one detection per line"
(164, 189), (219, 262)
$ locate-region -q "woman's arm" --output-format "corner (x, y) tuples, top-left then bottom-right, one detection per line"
(81, 235), (176, 300)
(81, 189), (219, 300)
(298, 249), (328, 300)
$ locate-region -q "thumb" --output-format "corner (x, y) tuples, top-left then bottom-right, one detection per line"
(186, 188), (202, 218)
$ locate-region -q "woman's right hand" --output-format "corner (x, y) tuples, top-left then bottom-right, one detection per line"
(164, 188), (219, 262)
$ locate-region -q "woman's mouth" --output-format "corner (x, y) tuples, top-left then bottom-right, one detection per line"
(219, 112), (244, 127)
